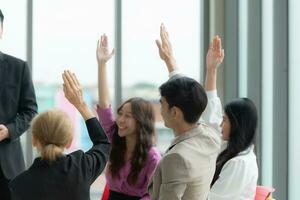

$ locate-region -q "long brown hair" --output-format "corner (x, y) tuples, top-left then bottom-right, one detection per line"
(31, 109), (73, 162)
(109, 97), (155, 185)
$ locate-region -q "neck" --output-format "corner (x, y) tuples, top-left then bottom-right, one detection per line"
(173, 122), (198, 137)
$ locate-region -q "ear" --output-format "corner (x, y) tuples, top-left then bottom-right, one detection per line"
(172, 106), (182, 120)
(32, 135), (37, 147)
(65, 139), (73, 149)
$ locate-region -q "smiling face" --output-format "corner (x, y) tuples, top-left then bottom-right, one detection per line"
(220, 113), (231, 140)
(116, 102), (137, 138)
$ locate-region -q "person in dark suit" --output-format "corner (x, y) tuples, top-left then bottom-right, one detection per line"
(0, 9), (38, 200)
(9, 70), (111, 200)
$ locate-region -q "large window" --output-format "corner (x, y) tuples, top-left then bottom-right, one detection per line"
(32, 1), (114, 198)
(289, 0), (300, 198)
(122, 0), (201, 153)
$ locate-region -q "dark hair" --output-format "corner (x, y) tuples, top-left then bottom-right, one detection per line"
(0, 9), (4, 26)
(211, 98), (258, 186)
(159, 76), (207, 124)
(109, 97), (155, 185)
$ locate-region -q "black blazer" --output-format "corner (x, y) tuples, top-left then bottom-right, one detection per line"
(9, 118), (111, 200)
(0, 52), (38, 179)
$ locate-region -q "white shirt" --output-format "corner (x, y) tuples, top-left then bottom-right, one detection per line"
(202, 90), (258, 200)
(169, 71), (258, 199)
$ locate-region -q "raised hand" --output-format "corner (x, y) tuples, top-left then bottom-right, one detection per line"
(96, 34), (115, 65)
(206, 35), (224, 71)
(156, 23), (177, 73)
(62, 70), (93, 120)
(62, 70), (85, 109)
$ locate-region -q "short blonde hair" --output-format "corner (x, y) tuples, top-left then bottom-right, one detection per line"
(31, 109), (73, 162)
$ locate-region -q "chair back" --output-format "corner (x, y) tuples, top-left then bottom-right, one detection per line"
(255, 185), (275, 200)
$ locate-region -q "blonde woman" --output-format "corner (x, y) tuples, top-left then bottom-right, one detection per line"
(9, 71), (111, 200)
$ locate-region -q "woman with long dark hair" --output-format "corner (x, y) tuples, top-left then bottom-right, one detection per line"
(204, 36), (259, 199)
(96, 34), (161, 200)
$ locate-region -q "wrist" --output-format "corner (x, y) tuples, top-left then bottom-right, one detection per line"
(207, 67), (218, 74)
(77, 102), (88, 113)
(97, 60), (107, 66)
(165, 58), (177, 72)
(78, 103), (94, 120)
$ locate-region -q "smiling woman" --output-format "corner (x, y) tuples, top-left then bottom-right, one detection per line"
(96, 35), (161, 200)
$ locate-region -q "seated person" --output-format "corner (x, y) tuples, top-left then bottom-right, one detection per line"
(204, 36), (258, 200)
(9, 71), (111, 200)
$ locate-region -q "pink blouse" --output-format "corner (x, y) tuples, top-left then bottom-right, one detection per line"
(97, 106), (161, 200)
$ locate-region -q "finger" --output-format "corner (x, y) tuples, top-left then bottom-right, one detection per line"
(72, 73), (81, 87)
(65, 70), (77, 91)
(161, 25), (168, 42)
(62, 72), (71, 91)
(212, 36), (218, 50)
(209, 41), (213, 50)
(103, 34), (108, 47)
(100, 35), (104, 47)
(156, 39), (162, 50)
(221, 49), (225, 59)
(99, 35), (103, 48)
(160, 24), (164, 40)
(62, 83), (68, 97)
(69, 72), (80, 89)
(216, 36), (221, 53)
(110, 48), (115, 57)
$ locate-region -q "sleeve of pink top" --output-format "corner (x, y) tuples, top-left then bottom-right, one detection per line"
(141, 148), (162, 200)
(96, 105), (116, 142)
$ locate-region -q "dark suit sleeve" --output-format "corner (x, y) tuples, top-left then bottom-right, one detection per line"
(84, 117), (111, 183)
(6, 62), (37, 140)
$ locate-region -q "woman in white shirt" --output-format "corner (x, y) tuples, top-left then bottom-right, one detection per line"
(205, 36), (259, 200)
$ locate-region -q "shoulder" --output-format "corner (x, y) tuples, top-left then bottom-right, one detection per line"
(3, 53), (26, 66)
(223, 152), (258, 173)
(161, 152), (186, 168)
(148, 146), (162, 160)
(67, 150), (85, 160)
(146, 147), (161, 167)
(9, 169), (32, 190)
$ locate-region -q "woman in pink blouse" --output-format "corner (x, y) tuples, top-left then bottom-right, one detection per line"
(96, 34), (161, 200)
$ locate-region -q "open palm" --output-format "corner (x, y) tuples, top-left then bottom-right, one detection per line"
(96, 34), (115, 64)
(206, 36), (224, 70)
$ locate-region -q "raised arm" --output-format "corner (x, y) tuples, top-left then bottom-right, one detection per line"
(62, 70), (110, 183)
(205, 35), (224, 91)
(96, 34), (115, 108)
(156, 23), (178, 75)
(62, 70), (93, 120)
(201, 36), (224, 132)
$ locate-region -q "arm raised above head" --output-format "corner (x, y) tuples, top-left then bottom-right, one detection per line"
(96, 34), (115, 109)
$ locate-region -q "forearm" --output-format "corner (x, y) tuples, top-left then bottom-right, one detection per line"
(98, 62), (110, 108)
(77, 103), (94, 121)
(6, 109), (37, 140)
(164, 57), (178, 74)
(205, 68), (217, 91)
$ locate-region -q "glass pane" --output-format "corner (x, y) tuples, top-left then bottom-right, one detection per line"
(122, 0), (201, 153)
(289, 0), (300, 198)
(33, 1), (114, 199)
(261, 0), (274, 187)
